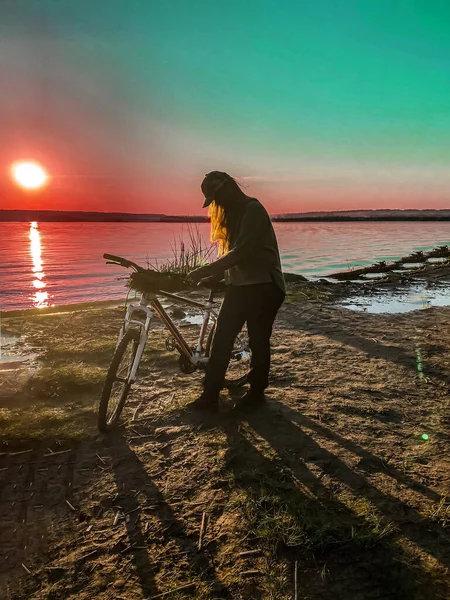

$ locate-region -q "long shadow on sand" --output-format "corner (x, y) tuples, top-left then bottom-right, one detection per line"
(243, 400), (450, 568)
(286, 312), (450, 386)
(283, 403), (444, 503)
(104, 432), (227, 599)
(218, 405), (436, 599)
(167, 397), (447, 598)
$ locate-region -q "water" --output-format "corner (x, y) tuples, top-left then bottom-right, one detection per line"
(1, 221), (450, 311)
(0, 331), (38, 371)
(339, 281), (450, 314)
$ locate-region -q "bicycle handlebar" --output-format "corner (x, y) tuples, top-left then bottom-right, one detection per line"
(103, 253), (144, 272)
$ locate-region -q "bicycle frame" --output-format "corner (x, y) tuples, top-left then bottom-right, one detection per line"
(116, 289), (218, 383)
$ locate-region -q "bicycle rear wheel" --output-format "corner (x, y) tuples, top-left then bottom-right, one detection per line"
(205, 323), (251, 389)
(98, 329), (140, 432)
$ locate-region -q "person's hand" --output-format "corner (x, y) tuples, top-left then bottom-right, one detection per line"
(198, 275), (223, 289)
(189, 265), (211, 284)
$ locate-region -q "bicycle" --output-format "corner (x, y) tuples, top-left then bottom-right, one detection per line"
(98, 253), (251, 432)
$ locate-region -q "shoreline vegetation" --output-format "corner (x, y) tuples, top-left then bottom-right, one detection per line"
(2, 208), (450, 222)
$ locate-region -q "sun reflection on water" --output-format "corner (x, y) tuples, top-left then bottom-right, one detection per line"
(29, 222), (50, 308)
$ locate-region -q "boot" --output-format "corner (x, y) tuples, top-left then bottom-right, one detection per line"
(235, 388), (266, 408)
(185, 392), (219, 411)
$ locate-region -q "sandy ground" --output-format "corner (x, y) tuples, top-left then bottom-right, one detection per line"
(0, 285), (449, 599)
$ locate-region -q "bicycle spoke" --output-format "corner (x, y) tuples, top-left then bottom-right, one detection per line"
(105, 340), (135, 423)
(226, 329), (251, 382)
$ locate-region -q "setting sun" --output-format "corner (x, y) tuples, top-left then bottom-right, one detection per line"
(11, 161), (49, 190)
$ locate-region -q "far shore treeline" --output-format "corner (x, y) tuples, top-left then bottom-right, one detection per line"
(2, 209), (450, 223)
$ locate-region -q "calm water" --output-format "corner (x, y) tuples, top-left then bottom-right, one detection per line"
(1, 221), (450, 311)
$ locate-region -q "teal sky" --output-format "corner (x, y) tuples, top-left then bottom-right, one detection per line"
(1, 0), (450, 213)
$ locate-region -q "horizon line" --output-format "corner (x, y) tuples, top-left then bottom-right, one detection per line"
(2, 208), (450, 217)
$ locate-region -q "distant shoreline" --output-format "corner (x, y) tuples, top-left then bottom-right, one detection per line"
(2, 209), (450, 222)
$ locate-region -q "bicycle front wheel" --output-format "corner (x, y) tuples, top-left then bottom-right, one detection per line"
(206, 323), (251, 389)
(98, 329), (140, 432)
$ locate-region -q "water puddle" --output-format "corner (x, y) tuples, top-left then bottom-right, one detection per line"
(180, 314), (205, 326)
(357, 264), (428, 281)
(0, 333), (39, 372)
(339, 281), (450, 314)
(309, 276), (342, 284)
(362, 272), (388, 280)
(400, 262), (425, 270)
(427, 257), (448, 264)
(161, 301), (207, 327)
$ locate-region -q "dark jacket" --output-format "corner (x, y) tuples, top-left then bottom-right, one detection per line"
(203, 198), (286, 294)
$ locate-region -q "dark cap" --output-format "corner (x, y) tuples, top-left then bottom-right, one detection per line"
(201, 171), (230, 208)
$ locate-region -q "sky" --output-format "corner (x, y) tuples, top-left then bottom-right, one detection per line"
(1, 0), (450, 214)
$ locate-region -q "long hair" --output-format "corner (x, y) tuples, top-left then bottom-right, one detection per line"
(208, 176), (246, 256)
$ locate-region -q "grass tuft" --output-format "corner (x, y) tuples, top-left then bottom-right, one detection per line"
(27, 362), (105, 397)
(236, 483), (340, 552)
(148, 223), (215, 276)
(285, 286), (329, 303)
(344, 497), (397, 548)
(0, 402), (96, 445)
(44, 337), (116, 362)
(425, 496), (450, 528)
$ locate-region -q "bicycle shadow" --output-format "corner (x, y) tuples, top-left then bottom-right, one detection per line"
(103, 431), (227, 599)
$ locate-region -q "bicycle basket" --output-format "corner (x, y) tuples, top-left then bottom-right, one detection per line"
(128, 270), (192, 294)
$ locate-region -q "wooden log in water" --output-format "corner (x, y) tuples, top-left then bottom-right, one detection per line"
(327, 245), (450, 280)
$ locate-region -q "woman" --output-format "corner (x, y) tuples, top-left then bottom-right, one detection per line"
(188, 171), (286, 410)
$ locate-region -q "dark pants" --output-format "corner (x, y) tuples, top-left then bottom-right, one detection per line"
(204, 282), (285, 396)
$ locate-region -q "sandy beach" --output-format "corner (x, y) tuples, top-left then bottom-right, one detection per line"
(0, 280), (449, 599)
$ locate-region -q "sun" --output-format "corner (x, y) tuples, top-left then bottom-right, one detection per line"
(11, 161), (49, 190)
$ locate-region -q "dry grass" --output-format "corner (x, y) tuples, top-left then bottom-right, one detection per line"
(285, 286), (330, 303)
(426, 496), (450, 528)
(0, 362), (103, 444)
(0, 402), (96, 444)
(128, 225), (216, 294)
(148, 224), (216, 276)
